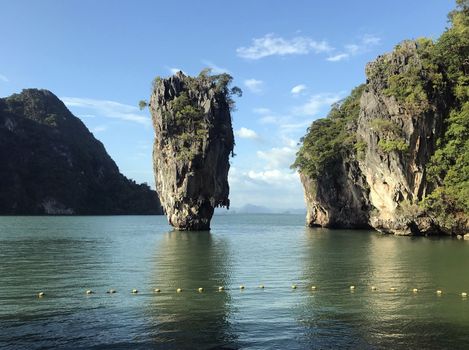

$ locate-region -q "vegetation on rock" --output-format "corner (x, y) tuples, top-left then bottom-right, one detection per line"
(152, 69), (241, 162)
(294, 0), (468, 234)
(292, 84), (364, 179)
(0, 89), (163, 215)
(150, 69), (239, 230)
(423, 0), (469, 229)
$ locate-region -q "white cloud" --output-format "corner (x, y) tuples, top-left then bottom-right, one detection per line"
(227, 137), (305, 209)
(78, 114), (96, 119)
(244, 79), (264, 94)
(169, 67), (184, 74)
(291, 84), (307, 95)
(62, 97), (151, 125)
(362, 34), (381, 46)
(201, 60), (230, 74)
(92, 125), (108, 133)
(237, 33), (332, 60)
(293, 93), (342, 116)
(0, 74), (9, 82)
(247, 169), (299, 185)
(228, 170), (304, 209)
(257, 114), (310, 134)
(327, 53), (349, 62)
(257, 146), (297, 169)
(327, 34), (381, 62)
(345, 44), (360, 55)
(259, 115), (283, 124)
(280, 120), (312, 133)
(235, 127), (259, 139)
(253, 107), (271, 115)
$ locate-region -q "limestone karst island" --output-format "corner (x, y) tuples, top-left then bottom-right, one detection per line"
(147, 71), (240, 230)
(0, 1), (468, 349)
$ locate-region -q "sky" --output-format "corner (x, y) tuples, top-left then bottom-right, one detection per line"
(0, 0), (455, 211)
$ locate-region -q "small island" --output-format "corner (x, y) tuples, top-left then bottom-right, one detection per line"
(293, 4), (468, 236)
(146, 70), (241, 230)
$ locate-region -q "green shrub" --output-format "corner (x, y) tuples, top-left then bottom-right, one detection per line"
(378, 139), (408, 153)
(370, 119), (401, 135)
(292, 84), (365, 178)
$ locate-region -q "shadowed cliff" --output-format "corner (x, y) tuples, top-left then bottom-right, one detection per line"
(0, 89), (163, 215)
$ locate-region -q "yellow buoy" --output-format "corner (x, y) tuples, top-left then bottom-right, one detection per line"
(259, 285), (265, 289)
(311, 286), (317, 291)
(462, 292), (468, 298)
(239, 285), (245, 290)
(350, 285), (355, 290)
(412, 288), (419, 293)
(198, 287), (204, 293)
(436, 290), (442, 295)
(86, 290), (93, 295)
(218, 286), (224, 292)
(154, 288), (161, 293)
(176, 288), (182, 293)
(371, 286), (377, 291)
(131, 289), (138, 294)
(38, 292), (45, 298)
(291, 285), (297, 289)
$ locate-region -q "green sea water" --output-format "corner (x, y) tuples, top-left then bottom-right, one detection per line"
(0, 214), (468, 349)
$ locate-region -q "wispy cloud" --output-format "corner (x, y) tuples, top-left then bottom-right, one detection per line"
(91, 125), (108, 133)
(169, 67), (184, 74)
(0, 74), (9, 82)
(253, 107), (271, 115)
(291, 84), (307, 95)
(228, 166), (303, 209)
(237, 33), (332, 60)
(257, 146), (297, 169)
(201, 60), (230, 74)
(244, 79), (264, 94)
(78, 114), (96, 119)
(235, 127), (259, 140)
(246, 169), (299, 185)
(62, 97), (151, 125)
(293, 93), (342, 116)
(327, 34), (381, 62)
(259, 114), (286, 125)
(258, 113), (311, 135)
(327, 53), (349, 62)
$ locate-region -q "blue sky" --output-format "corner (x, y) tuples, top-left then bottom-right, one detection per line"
(0, 0), (454, 210)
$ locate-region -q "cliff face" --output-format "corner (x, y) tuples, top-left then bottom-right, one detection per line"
(149, 71), (236, 230)
(295, 3), (469, 236)
(300, 153), (371, 229)
(0, 89), (163, 215)
(356, 42), (446, 234)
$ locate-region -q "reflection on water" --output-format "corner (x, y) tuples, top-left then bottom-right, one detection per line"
(0, 215), (468, 349)
(298, 228), (469, 349)
(146, 230), (237, 348)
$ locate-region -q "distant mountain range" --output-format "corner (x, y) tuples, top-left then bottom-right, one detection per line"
(215, 204), (305, 215)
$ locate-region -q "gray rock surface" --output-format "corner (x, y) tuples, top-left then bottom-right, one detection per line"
(150, 72), (234, 230)
(301, 41), (467, 235)
(356, 41), (445, 234)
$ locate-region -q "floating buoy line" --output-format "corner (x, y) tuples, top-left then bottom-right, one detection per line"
(33, 285), (468, 299)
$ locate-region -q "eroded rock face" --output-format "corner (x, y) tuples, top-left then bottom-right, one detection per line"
(299, 41), (468, 236)
(357, 41), (445, 234)
(300, 153), (371, 229)
(150, 72), (234, 230)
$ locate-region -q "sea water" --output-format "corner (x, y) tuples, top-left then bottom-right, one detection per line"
(0, 215), (468, 349)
